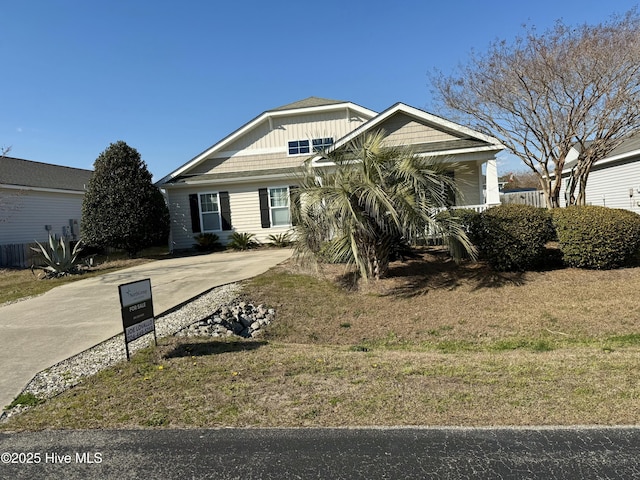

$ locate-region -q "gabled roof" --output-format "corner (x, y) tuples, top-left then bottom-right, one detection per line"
(156, 97), (377, 186)
(319, 103), (504, 160)
(0, 156), (92, 192)
(561, 135), (640, 174)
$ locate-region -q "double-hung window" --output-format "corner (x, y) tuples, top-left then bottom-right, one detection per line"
(199, 192), (221, 231)
(269, 187), (290, 226)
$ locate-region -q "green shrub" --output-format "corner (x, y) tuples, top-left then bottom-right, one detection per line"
(227, 232), (259, 251)
(193, 233), (223, 252)
(474, 204), (555, 271)
(551, 206), (640, 269)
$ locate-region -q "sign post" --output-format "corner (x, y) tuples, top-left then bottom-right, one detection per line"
(118, 278), (157, 360)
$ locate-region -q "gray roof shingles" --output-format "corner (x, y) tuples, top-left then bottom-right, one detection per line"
(0, 156), (92, 191)
(269, 97), (347, 111)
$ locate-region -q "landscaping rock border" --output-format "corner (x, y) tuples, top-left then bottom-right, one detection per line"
(175, 301), (275, 338)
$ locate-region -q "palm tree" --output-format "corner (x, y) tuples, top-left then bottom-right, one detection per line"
(291, 131), (475, 281)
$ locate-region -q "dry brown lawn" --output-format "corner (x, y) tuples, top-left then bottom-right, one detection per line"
(3, 247), (640, 431)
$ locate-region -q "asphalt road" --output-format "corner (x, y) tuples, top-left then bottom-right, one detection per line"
(1, 427), (639, 479)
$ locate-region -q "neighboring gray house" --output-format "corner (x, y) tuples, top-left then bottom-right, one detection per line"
(156, 97), (504, 250)
(0, 156), (92, 266)
(559, 137), (640, 213)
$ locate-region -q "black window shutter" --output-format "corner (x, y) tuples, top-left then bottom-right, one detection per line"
(258, 188), (271, 228)
(189, 194), (202, 233)
(289, 185), (300, 226)
(220, 191), (232, 231)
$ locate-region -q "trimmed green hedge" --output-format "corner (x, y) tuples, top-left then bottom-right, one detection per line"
(472, 204), (555, 271)
(551, 206), (640, 269)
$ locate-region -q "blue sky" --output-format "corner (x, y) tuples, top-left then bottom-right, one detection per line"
(2, 1), (638, 179)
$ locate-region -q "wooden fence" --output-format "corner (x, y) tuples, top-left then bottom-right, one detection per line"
(0, 243), (40, 268)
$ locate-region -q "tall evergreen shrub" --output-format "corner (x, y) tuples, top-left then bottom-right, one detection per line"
(81, 141), (169, 257)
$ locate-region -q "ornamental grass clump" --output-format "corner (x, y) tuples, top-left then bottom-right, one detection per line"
(552, 206), (640, 269)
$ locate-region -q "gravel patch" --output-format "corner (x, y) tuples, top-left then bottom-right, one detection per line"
(1, 282), (242, 421)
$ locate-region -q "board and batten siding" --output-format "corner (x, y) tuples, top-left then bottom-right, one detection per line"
(188, 111), (369, 176)
(559, 158), (640, 213)
(222, 110), (367, 154)
(0, 188), (83, 245)
(167, 181), (294, 250)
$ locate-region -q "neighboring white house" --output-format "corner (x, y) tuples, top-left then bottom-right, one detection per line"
(0, 156), (92, 266)
(558, 136), (640, 214)
(156, 97), (504, 250)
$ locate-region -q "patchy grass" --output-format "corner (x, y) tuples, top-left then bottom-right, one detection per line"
(3, 247), (640, 430)
(0, 246), (169, 305)
(3, 339), (640, 430)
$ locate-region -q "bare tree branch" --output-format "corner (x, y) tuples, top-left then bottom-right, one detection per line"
(430, 9), (640, 208)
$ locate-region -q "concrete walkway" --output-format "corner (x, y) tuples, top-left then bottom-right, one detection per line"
(0, 249), (293, 410)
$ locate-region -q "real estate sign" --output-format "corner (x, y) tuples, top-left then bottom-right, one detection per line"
(118, 278), (157, 359)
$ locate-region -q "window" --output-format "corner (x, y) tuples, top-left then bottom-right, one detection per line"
(312, 137), (333, 152)
(289, 138), (334, 155)
(199, 192), (221, 231)
(288, 140), (310, 155)
(269, 187), (290, 226)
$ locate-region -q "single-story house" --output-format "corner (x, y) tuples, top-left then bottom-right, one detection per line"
(156, 97), (504, 250)
(558, 136), (640, 213)
(0, 156), (92, 266)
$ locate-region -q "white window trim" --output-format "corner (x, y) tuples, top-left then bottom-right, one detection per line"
(287, 139), (310, 156)
(288, 137), (334, 156)
(198, 191), (222, 232)
(312, 137), (334, 152)
(268, 186), (291, 227)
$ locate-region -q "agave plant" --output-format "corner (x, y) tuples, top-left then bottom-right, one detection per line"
(31, 235), (84, 278)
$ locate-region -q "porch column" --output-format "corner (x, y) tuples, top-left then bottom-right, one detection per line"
(485, 158), (500, 205)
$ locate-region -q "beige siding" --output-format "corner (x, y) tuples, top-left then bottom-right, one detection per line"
(190, 152), (302, 175)
(0, 188), (84, 245)
(223, 110), (367, 154)
(188, 110), (369, 176)
(378, 113), (459, 146)
(454, 162), (483, 205)
(167, 181), (295, 250)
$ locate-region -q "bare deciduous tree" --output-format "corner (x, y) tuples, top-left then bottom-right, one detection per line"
(431, 9), (640, 208)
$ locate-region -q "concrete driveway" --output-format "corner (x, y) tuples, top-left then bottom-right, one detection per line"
(0, 249), (293, 410)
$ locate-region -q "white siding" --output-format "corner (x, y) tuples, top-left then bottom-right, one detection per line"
(0, 188), (84, 245)
(559, 159), (640, 214)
